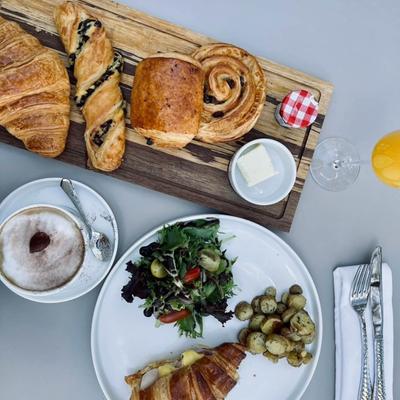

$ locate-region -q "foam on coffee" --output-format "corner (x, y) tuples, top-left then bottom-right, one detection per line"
(0, 207), (84, 292)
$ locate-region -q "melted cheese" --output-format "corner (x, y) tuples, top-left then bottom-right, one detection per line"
(181, 350), (204, 367)
(157, 350), (204, 378)
(158, 364), (177, 377)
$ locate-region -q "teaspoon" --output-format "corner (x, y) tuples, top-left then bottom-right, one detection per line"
(60, 178), (112, 261)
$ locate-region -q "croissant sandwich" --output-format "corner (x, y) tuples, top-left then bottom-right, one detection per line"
(0, 16), (70, 157)
(125, 343), (246, 400)
(54, 1), (126, 171)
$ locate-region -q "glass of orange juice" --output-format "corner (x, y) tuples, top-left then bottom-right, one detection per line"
(371, 130), (400, 187)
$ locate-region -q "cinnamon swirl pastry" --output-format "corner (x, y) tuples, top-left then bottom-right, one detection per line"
(54, 1), (126, 171)
(131, 53), (204, 148)
(192, 43), (266, 143)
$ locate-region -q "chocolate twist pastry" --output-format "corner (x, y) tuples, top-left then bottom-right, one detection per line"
(192, 43), (266, 143)
(54, 1), (125, 171)
(125, 343), (246, 400)
(0, 16), (70, 157)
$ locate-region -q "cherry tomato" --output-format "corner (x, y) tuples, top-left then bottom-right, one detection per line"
(183, 267), (201, 283)
(159, 309), (191, 323)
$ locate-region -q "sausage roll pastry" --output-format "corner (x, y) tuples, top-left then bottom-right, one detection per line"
(131, 53), (204, 149)
(0, 16), (70, 158)
(192, 43), (266, 143)
(54, 1), (125, 171)
(125, 343), (246, 400)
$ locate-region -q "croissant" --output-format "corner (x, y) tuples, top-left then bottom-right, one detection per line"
(192, 43), (266, 143)
(54, 1), (125, 171)
(0, 16), (70, 157)
(125, 343), (246, 400)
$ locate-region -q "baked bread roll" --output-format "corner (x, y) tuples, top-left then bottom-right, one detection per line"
(192, 43), (266, 143)
(0, 16), (70, 157)
(125, 343), (246, 400)
(130, 53), (205, 148)
(54, 1), (125, 171)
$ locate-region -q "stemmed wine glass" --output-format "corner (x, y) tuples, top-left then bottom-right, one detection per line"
(310, 137), (361, 191)
(310, 131), (400, 191)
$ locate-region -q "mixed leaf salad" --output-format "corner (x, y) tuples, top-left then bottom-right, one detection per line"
(121, 218), (237, 338)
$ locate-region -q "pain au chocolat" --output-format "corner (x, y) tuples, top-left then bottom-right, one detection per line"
(125, 343), (246, 400)
(0, 16), (70, 158)
(130, 53), (205, 149)
(193, 43), (266, 143)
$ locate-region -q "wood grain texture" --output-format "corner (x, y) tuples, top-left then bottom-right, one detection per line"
(0, 0), (334, 231)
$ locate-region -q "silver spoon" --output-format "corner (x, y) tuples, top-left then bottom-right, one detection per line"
(60, 178), (112, 261)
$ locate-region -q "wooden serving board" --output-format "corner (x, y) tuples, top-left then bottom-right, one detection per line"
(0, 0), (333, 231)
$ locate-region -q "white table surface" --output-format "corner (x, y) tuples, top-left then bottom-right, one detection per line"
(0, 0), (399, 398)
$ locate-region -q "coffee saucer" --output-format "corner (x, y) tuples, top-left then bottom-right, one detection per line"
(0, 177), (118, 303)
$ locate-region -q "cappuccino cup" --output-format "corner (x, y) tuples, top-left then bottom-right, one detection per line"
(0, 204), (87, 296)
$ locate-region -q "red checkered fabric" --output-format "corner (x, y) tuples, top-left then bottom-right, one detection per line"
(279, 90), (319, 128)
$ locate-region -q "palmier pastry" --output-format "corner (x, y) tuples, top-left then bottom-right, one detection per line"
(130, 53), (204, 149)
(192, 43), (266, 143)
(0, 16), (70, 157)
(125, 343), (246, 400)
(54, 1), (125, 171)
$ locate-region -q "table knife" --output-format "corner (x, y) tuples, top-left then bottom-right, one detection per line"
(370, 246), (386, 400)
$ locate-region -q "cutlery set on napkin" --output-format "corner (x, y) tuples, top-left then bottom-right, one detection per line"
(334, 247), (393, 400)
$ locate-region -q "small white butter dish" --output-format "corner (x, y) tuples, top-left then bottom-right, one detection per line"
(229, 138), (296, 205)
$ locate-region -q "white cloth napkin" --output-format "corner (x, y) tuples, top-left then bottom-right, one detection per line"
(334, 263), (393, 400)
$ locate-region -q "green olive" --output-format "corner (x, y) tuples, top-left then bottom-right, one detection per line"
(150, 259), (167, 278)
(198, 248), (221, 272)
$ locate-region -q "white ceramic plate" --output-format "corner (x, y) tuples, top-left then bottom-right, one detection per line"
(91, 214), (322, 400)
(229, 139), (297, 205)
(0, 177), (118, 303)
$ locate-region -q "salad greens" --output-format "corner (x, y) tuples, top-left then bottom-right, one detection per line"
(121, 218), (237, 338)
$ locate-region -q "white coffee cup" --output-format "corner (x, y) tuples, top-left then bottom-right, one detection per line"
(0, 204), (88, 297)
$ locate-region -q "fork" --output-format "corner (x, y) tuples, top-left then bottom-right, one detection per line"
(350, 263), (373, 400)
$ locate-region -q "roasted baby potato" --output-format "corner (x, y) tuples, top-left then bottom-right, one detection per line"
(246, 332), (267, 354)
(259, 295), (277, 314)
(276, 302), (287, 315)
(301, 351), (313, 365)
(287, 294), (306, 310)
(260, 315), (283, 335)
(287, 351), (303, 367)
(238, 328), (251, 346)
(235, 301), (254, 321)
(301, 330), (316, 344)
(290, 311), (315, 336)
(281, 307), (297, 323)
(251, 296), (262, 314)
(281, 326), (302, 342)
(248, 314), (267, 331)
(263, 350), (279, 363)
(265, 286), (277, 298)
(281, 292), (289, 305)
(289, 284), (303, 295)
(265, 334), (291, 356)
(293, 340), (306, 353)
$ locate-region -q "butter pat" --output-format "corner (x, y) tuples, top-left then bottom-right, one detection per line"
(237, 144), (278, 187)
